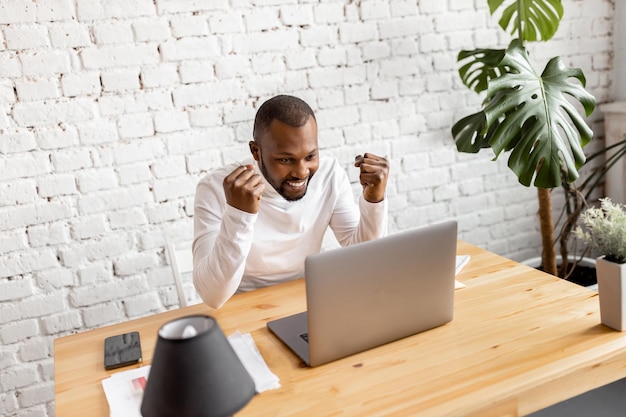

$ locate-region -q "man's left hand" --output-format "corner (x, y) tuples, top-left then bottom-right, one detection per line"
(354, 153), (389, 203)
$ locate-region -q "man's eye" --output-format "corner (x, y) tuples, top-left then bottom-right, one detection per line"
(306, 154), (317, 161)
(278, 159), (292, 163)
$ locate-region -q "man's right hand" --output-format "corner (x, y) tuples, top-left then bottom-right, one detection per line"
(223, 164), (265, 214)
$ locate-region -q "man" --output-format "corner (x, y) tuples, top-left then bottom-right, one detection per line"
(193, 95), (389, 308)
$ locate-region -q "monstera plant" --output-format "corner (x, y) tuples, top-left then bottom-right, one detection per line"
(451, 0), (596, 277)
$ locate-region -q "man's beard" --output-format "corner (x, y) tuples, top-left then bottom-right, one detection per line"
(259, 160), (312, 202)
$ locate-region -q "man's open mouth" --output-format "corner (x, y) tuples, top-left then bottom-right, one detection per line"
(284, 180), (307, 191)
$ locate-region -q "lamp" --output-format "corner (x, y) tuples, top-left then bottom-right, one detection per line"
(141, 315), (255, 417)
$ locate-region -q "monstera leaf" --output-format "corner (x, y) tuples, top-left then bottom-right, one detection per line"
(452, 40), (595, 189)
(489, 0), (564, 42)
(457, 0), (565, 93)
(457, 48), (507, 94)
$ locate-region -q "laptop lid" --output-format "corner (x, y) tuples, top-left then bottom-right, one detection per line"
(267, 220), (457, 367)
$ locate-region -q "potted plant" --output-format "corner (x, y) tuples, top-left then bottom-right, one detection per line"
(552, 136), (626, 283)
(516, 136), (626, 287)
(576, 198), (626, 330)
(451, 0), (596, 277)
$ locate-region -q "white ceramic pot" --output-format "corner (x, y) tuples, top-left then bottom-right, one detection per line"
(596, 257), (626, 331)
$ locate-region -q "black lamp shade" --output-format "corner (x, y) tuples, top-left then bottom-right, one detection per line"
(141, 315), (255, 417)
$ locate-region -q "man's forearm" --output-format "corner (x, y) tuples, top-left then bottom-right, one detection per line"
(192, 206), (256, 308)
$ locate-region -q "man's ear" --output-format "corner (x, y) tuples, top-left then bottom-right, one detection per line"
(249, 141), (260, 161)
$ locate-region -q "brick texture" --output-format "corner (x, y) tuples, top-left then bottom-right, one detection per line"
(0, 1), (616, 416)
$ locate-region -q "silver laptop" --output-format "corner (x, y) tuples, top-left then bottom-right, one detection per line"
(267, 220), (457, 367)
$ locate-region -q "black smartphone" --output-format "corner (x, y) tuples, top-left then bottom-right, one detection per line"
(104, 331), (143, 370)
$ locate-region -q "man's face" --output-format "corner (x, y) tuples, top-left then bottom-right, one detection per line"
(250, 116), (319, 201)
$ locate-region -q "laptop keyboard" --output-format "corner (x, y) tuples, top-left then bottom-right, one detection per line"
(299, 333), (309, 343)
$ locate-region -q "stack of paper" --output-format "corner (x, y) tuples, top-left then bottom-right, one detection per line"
(455, 255), (470, 289)
(455, 255), (470, 275)
(228, 331), (281, 392)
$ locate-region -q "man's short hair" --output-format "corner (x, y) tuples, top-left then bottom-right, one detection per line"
(253, 95), (316, 142)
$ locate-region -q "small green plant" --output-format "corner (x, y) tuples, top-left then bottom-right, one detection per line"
(576, 198), (626, 264)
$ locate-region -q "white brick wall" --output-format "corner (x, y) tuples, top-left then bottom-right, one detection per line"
(0, 1), (615, 416)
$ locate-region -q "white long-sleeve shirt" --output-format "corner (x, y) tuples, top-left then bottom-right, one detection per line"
(192, 155), (388, 308)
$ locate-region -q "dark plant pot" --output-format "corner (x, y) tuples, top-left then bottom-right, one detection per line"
(521, 256), (597, 289)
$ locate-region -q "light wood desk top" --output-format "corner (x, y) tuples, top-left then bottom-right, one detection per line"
(54, 241), (626, 417)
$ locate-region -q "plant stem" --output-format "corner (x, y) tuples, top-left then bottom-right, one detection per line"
(517, 0), (524, 44)
(539, 187), (557, 275)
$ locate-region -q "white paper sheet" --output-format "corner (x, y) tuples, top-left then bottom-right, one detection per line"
(102, 365), (150, 417)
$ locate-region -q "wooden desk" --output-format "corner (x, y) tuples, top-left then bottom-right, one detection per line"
(54, 242), (626, 417)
